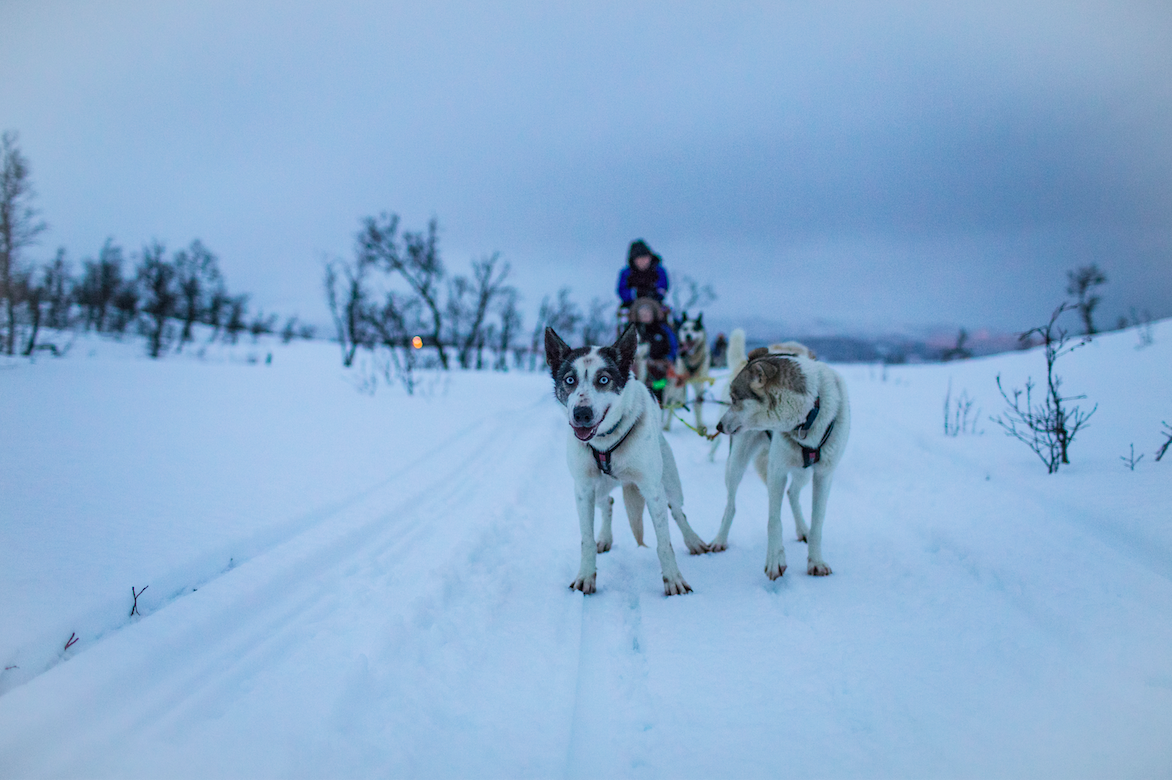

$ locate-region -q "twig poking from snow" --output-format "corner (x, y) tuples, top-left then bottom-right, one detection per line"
(1121, 444), (1144, 471)
(130, 585), (149, 617)
(1157, 422), (1172, 462)
(64, 633), (78, 652)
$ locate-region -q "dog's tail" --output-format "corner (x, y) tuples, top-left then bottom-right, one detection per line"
(622, 483), (646, 546)
(721, 328), (749, 403)
(727, 328), (747, 372)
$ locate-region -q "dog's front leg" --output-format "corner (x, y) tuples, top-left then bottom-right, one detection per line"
(641, 483), (692, 595)
(570, 482), (599, 593)
(596, 488), (615, 553)
(763, 436), (789, 580)
(710, 432), (755, 551)
(806, 469), (833, 576)
(693, 389), (706, 436)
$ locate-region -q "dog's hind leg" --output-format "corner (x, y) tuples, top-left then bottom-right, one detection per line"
(787, 467), (812, 542)
(622, 483), (646, 547)
(710, 431), (763, 552)
(806, 469), (834, 576)
(570, 482), (599, 594)
(596, 488), (615, 553)
(659, 435), (710, 554)
(639, 482), (692, 596)
(763, 434), (790, 580)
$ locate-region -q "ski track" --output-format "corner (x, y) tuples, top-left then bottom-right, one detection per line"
(1, 395), (578, 778)
(0, 398), (525, 698)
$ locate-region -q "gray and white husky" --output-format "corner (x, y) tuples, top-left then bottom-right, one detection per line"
(713, 351), (850, 580)
(546, 324), (709, 596)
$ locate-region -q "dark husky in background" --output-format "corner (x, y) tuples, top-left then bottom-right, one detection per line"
(663, 312), (712, 434)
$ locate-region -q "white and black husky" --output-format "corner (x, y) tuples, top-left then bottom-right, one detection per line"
(546, 324), (709, 596)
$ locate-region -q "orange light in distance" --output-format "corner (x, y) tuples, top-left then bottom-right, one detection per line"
(412, 336), (423, 349)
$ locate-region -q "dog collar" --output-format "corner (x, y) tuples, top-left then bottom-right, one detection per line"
(588, 414), (641, 475)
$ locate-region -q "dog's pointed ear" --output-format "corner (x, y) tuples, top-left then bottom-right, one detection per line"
(748, 360), (772, 395)
(545, 327), (571, 374)
(614, 323), (638, 378)
(695, 312), (703, 329)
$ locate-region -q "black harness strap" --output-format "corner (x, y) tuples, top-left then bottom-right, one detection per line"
(762, 396), (836, 469)
(800, 419), (836, 468)
(680, 343), (706, 377)
(795, 397), (820, 439)
(589, 415), (641, 476)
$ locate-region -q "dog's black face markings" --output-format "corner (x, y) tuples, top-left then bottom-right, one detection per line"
(604, 324), (637, 385)
(552, 347), (592, 405)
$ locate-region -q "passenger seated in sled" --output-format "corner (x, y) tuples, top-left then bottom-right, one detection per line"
(628, 297), (678, 404)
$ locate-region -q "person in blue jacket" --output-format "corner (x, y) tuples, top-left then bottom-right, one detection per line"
(617, 239), (669, 305)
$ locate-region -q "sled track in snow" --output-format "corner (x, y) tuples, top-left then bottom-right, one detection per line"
(1, 398), (543, 704)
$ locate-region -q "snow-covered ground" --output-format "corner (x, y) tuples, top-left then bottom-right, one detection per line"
(2, 323), (1170, 779)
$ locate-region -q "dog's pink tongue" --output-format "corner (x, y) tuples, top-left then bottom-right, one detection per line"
(572, 424), (597, 441)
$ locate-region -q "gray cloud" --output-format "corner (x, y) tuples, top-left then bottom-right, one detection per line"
(2, 0), (1169, 335)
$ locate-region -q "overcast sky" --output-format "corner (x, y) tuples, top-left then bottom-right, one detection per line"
(3, 0), (1170, 338)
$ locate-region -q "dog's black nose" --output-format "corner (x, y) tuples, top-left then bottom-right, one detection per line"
(715, 420), (725, 434)
(573, 406), (594, 426)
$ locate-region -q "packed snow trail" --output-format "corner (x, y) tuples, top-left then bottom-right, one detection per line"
(2, 330), (1171, 778)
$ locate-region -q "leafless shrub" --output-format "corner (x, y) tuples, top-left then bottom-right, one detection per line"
(1120, 444), (1143, 471)
(1066, 264), (1107, 336)
(136, 241), (177, 358)
(357, 214), (449, 368)
(447, 253), (514, 369)
(1, 131), (48, 356)
(992, 303), (1096, 473)
(941, 329), (973, 362)
(580, 297), (612, 347)
(529, 287), (581, 369)
(1132, 307), (1154, 350)
(943, 380), (981, 436)
(670, 274), (716, 313)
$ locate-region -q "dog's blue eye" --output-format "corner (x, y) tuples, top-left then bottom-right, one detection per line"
(565, 375), (575, 385)
(598, 375), (609, 385)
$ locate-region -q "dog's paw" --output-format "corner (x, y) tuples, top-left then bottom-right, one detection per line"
(663, 575), (693, 596)
(708, 539), (728, 553)
(796, 534), (807, 543)
(764, 553), (788, 580)
(569, 573), (597, 594)
(807, 561), (832, 576)
(684, 537), (711, 555)
(596, 536), (613, 554)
